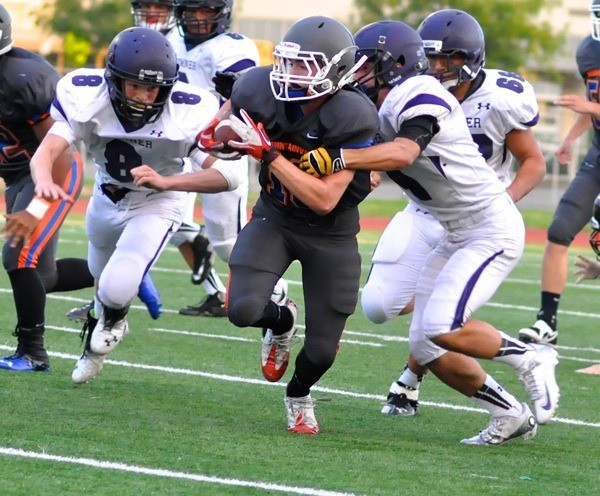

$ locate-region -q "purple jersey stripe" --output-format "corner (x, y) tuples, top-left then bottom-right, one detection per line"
(223, 59), (257, 74)
(521, 112), (539, 127)
(52, 95), (68, 122)
(451, 249), (505, 330)
(400, 94), (451, 116)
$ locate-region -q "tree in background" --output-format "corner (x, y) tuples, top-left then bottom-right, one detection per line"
(36, 0), (131, 67)
(352, 0), (565, 73)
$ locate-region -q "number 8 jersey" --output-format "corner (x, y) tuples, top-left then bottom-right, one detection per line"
(49, 68), (219, 189)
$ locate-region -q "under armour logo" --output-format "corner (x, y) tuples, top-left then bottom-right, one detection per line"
(150, 129), (163, 137)
(477, 102), (491, 110)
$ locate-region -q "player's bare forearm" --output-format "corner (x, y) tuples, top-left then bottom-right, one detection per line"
(30, 134), (72, 201)
(269, 154), (353, 215)
(342, 139), (420, 171)
(554, 94), (600, 117)
(505, 129), (546, 203)
(131, 165), (229, 193)
(507, 161), (545, 203)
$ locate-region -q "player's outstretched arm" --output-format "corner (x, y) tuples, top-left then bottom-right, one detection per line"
(131, 163), (233, 194)
(300, 138), (421, 175)
(30, 133), (72, 202)
(554, 94), (600, 116)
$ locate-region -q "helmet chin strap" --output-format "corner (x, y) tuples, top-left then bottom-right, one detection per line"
(338, 51), (367, 88)
(441, 77), (460, 91)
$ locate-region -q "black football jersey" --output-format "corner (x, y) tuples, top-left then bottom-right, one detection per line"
(576, 36), (600, 163)
(231, 66), (379, 216)
(0, 47), (59, 179)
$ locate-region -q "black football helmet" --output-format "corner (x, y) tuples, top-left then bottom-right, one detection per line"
(270, 16), (363, 101)
(174, 0), (232, 45)
(131, 0), (175, 34)
(105, 27), (179, 126)
(591, 0), (600, 41)
(353, 21), (427, 103)
(417, 9), (485, 91)
(0, 3), (13, 56)
(590, 194), (600, 258)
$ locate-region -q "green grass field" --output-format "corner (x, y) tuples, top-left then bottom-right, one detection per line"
(1, 206), (599, 496)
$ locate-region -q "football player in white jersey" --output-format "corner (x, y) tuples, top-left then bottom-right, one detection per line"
(299, 21), (558, 445)
(164, 0), (260, 317)
(29, 27), (240, 384)
(360, 10), (545, 418)
(125, 0), (224, 319)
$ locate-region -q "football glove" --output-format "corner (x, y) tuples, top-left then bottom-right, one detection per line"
(229, 109), (280, 164)
(298, 147), (346, 177)
(196, 117), (241, 160)
(212, 71), (239, 100)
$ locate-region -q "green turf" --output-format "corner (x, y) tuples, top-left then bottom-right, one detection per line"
(0, 210), (598, 495)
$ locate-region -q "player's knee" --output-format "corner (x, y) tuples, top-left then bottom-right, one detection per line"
(211, 240), (234, 263)
(361, 281), (411, 324)
(227, 294), (265, 327)
(2, 245), (28, 272)
(408, 335), (432, 366)
(409, 332), (447, 366)
(421, 312), (452, 341)
(99, 257), (144, 307)
(547, 217), (577, 247)
(361, 283), (391, 324)
(303, 338), (337, 370)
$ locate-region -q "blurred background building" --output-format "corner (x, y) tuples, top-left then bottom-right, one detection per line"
(2, 0), (596, 208)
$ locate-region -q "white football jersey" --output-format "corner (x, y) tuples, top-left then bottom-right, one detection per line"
(462, 69), (539, 186)
(166, 31), (259, 100)
(50, 68), (219, 190)
(379, 74), (506, 221)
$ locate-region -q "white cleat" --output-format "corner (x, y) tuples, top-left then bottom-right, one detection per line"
(261, 299), (298, 382)
(461, 403), (538, 446)
(90, 314), (129, 355)
(518, 319), (558, 346)
(285, 394), (319, 434)
(381, 381), (419, 416)
(72, 350), (106, 384)
(518, 344), (560, 425)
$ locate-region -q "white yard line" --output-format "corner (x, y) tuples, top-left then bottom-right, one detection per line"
(2, 345), (599, 429)
(0, 447), (357, 496)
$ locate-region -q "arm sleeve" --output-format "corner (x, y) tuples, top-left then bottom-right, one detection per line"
(396, 115), (440, 151)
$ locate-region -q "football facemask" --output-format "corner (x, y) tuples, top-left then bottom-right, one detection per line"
(269, 43), (364, 101)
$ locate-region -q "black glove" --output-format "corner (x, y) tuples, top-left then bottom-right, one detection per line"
(212, 71), (240, 100)
(299, 148), (346, 177)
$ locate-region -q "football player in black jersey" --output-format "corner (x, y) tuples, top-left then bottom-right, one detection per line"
(0, 4), (94, 372)
(147, 16), (379, 433)
(518, 3), (600, 346)
(221, 16), (378, 434)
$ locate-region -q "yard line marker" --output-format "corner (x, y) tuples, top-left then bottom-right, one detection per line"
(43, 324), (600, 357)
(0, 447), (356, 496)
(2, 345), (598, 429)
(151, 328), (255, 342)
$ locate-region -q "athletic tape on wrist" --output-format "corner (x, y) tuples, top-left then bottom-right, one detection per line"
(25, 197), (51, 219)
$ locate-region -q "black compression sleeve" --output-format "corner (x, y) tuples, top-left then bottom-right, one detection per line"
(396, 115), (440, 151)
